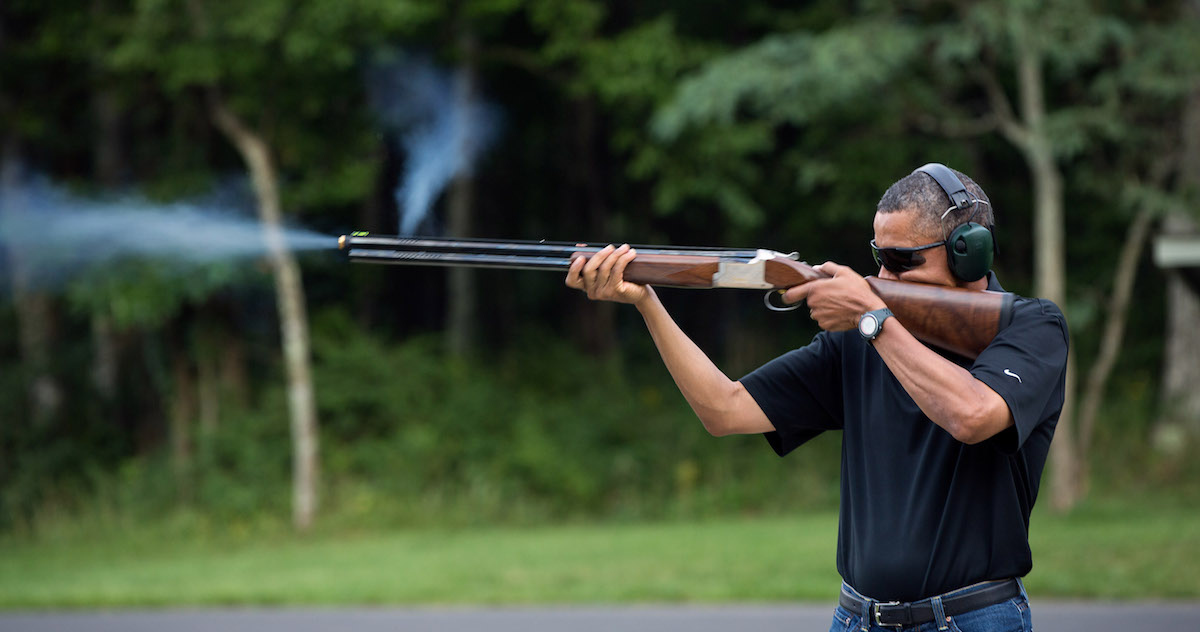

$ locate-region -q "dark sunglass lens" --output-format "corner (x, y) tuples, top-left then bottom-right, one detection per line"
(904, 252), (926, 269)
(878, 249), (924, 273)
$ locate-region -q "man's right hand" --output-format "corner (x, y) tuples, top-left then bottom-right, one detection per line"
(565, 243), (652, 305)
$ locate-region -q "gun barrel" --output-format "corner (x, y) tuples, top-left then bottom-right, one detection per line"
(338, 233), (768, 267)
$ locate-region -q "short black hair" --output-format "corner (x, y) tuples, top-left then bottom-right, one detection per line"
(876, 167), (994, 240)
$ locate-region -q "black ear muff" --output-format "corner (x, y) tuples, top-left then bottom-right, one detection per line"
(913, 163), (996, 282)
(946, 221), (994, 282)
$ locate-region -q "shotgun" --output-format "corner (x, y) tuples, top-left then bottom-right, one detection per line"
(338, 233), (1014, 359)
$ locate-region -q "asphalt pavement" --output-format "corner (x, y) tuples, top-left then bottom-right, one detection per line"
(2, 602), (1199, 632)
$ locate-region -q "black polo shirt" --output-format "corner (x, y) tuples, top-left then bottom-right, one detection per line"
(739, 274), (1068, 601)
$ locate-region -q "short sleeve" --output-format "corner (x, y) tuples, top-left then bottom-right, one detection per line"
(970, 297), (1069, 454)
(739, 332), (846, 456)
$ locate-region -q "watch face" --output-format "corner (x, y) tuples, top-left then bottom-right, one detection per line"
(859, 314), (878, 337)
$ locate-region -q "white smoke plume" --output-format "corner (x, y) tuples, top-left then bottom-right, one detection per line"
(367, 54), (500, 235)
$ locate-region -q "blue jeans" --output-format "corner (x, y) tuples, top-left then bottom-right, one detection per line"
(829, 580), (1033, 632)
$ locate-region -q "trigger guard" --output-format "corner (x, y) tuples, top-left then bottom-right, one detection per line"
(764, 290), (803, 312)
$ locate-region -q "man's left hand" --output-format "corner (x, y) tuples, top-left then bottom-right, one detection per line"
(782, 262), (887, 331)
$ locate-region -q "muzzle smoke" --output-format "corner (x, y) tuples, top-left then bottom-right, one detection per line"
(0, 172), (332, 291)
(367, 54), (500, 235)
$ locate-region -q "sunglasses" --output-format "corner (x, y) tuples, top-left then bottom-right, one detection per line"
(870, 239), (945, 273)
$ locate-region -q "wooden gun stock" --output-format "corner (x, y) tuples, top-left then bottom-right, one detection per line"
(865, 277), (1014, 359)
(618, 254), (1013, 359)
(342, 234), (1014, 360)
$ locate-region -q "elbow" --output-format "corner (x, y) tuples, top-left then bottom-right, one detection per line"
(949, 421), (988, 445)
(691, 380), (768, 438)
(699, 413), (734, 437)
(946, 407), (1010, 445)
(941, 383), (1013, 445)
(686, 381), (739, 437)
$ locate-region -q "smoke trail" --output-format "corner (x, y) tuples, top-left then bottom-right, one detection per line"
(0, 173), (333, 291)
(367, 54), (500, 235)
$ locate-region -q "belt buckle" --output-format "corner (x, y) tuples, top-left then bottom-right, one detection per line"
(873, 601), (903, 628)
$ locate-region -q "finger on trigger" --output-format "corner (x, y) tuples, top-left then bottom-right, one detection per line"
(783, 282), (815, 305)
(820, 261), (847, 277)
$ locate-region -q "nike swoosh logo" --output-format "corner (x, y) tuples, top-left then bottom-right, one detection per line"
(1004, 369), (1022, 384)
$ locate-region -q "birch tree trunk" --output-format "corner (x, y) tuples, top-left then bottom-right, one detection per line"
(1028, 137), (1081, 514)
(986, 13), (1081, 511)
(208, 93), (320, 531)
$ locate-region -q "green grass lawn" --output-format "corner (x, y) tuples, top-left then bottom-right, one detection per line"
(2, 503), (1198, 608)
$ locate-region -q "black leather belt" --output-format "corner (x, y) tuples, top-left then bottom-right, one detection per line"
(838, 579), (1021, 628)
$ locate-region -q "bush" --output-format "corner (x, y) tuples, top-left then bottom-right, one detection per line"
(1, 308), (841, 536)
(310, 310), (842, 527)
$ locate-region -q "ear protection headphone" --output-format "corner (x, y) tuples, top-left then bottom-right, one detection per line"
(913, 163), (997, 282)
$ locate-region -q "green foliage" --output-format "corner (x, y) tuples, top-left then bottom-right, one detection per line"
(110, 0), (434, 91)
(631, 16), (929, 236)
(4, 311), (840, 532)
(309, 310), (841, 526)
(629, 123), (774, 229)
(66, 260), (264, 329)
(652, 22), (920, 140)
(6, 398), (294, 533)
(106, 0), (439, 213)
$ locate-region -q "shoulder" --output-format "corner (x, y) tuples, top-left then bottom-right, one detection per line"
(1008, 295), (1069, 345)
(742, 331), (848, 384)
(973, 294), (1069, 388)
(774, 330), (848, 362)
(972, 295), (1069, 452)
(987, 273), (1068, 341)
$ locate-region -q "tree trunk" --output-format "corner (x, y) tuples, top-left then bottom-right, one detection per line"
(1075, 205), (1156, 492)
(221, 329), (249, 409)
(92, 78), (124, 185)
(91, 316), (119, 401)
(1009, 22), (1081, 512)
(1, 140), (63, 430)
(1036, 158), (1081, 512)
(570, 96), (618, 356)
(208, 93), (320, 532)
(195, 318), (221, 436)
(1156, 83), (1200, 448)
(446, 25), (479, 358)
(169, 341), (195, 503)
(91, 62), (123, 403)
(1158, 224), (1200, 446)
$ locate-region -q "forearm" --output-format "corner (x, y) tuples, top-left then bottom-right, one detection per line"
(872, 318), (1012, 443)
(565, 245), (771, 435)
(636, 290), (772, 436)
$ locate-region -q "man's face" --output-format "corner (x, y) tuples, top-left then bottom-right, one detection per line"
(871, 209), (959, 287)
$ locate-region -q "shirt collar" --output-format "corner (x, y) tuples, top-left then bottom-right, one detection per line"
(985, 270), (1004, 292)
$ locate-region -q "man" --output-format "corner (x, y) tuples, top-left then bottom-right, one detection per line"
(566, 164), (1068, 632)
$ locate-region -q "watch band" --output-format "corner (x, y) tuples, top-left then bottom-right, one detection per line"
(859, 307), (894, 341)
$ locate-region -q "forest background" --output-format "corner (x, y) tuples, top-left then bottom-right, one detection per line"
(2, 0), (1200, 600)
